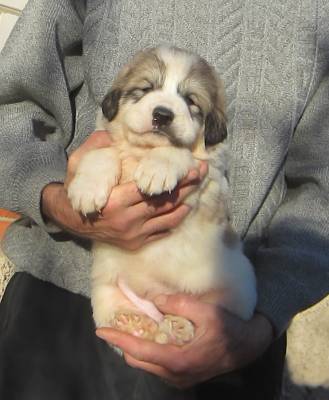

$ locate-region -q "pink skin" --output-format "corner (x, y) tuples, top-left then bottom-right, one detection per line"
(117, 278), (164, 323)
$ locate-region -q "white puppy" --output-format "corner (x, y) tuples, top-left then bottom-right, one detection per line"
(67, 46), (257, 345)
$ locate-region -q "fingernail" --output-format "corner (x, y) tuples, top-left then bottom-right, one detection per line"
(154, 295), (167, 306)
(96, 329), (108, 341)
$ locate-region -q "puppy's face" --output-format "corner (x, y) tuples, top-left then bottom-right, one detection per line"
(102, 46), (227, 148)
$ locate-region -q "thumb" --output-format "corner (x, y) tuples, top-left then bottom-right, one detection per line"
(154, 293), (209, 324)
(80, 130), (113, 152)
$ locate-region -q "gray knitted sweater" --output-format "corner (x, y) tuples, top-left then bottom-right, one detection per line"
(1, 0), (329, 335)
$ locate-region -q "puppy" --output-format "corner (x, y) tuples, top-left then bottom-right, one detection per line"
(68, 46), (257, 345)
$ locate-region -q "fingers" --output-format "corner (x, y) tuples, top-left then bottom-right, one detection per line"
(199, 160), (208, 180)
(118, 160), (207, 208)
(106, 182), (146, 209)
(74, 131), (113, 154)
(141, 204), (191, 236)
(179, 160), (208, 186)
(96, 328), (183, 369)
(99, 162), (207, 246)
(153, 294), (215, 325)
(144, 230), (170, 244)
(132, 167), (204, 218)
(136, 185), (190, 215)
(97, 331), (197, 389)
(104, 165), (203, 214)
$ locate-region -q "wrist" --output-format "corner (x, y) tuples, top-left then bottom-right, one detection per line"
(41, 182), (97, 240)
(41, 183), (65, 222)
(41, 182), (80, 234)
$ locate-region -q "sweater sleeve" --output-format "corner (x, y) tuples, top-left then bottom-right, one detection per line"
(0, 0), (85, 230)
(254, 73), (329, 336)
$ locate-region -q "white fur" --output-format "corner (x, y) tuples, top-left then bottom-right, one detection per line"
(119, 48), (201, 147)
(134, 147), (196, 195)
(68, 47), (257, 336)
(67, 147), (120, 215)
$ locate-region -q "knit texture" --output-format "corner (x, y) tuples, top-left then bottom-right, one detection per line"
(0, 0), (328, 335)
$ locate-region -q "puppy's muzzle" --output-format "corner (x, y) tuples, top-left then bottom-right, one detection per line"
(152, 106), (174, 129)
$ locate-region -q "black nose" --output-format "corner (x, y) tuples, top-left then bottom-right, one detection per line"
(152, 106), (174, 128)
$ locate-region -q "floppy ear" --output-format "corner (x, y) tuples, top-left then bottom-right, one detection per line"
(204, 108), (227, 146)
(101, 89), (122, 121)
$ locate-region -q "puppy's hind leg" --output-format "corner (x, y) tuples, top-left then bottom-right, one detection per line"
(92, 284), (159, 353)
(92, 284), (195, 347)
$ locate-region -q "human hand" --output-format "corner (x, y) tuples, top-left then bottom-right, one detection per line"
(96, 294), (274, 389)
(42, 131), (208, 249)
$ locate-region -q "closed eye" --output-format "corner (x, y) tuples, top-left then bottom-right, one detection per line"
(184, 94), (201, 113)
(185, 95), (196, 106)
(124, 82), (154, 102)
(137, 80), (154, 94)
(140, 83), (153, 93)
(131, 87), (152, 96)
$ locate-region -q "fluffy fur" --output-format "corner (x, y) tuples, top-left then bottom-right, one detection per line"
(67, 46), (257, 345)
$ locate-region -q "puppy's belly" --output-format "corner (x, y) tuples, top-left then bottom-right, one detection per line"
(92, 217), (218, 293)
(91, 215), (257, 319)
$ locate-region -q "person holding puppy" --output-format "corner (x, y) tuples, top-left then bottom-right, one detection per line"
(0, 1), (328, 399)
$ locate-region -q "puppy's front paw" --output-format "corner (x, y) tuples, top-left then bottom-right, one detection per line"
(134, 150), (195, 195)
(67, 147), (120, 215)
(67, 174), (116, 215)
(134, 158), (180, 195)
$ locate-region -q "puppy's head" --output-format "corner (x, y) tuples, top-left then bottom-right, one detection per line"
(102, 46), (227, 149)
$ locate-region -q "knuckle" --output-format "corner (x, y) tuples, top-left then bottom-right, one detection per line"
(167, 209), (186, 228)
(170, 356), (189, 374)
(90, 130), (111, 144)
(159, 201), (176, 214)
(105, 213), (129, 235)
(89, 131), (101, 141)
(120, 238), (142, 251)
(121, 229), (138, 242)
(67, 156), (78, 173)
(123, 353), (132, 365)
(112, 220), (129, 235)
(68, 151), (79, 165)
(201, 161), (209, 177)
(123, 353), (139, 367)
(210, 305), (221, 321)
(119, 219), (131, 233)
(206, 304), (223, 325)
(145, 203), (157, 217)
(175, 296), (190, 313)
(106, 197), (119, 210)
(163, 216), (177, 230)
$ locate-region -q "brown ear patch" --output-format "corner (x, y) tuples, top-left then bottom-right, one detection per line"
(205, 110), (227, 146)
(101, 89), (122, 122)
